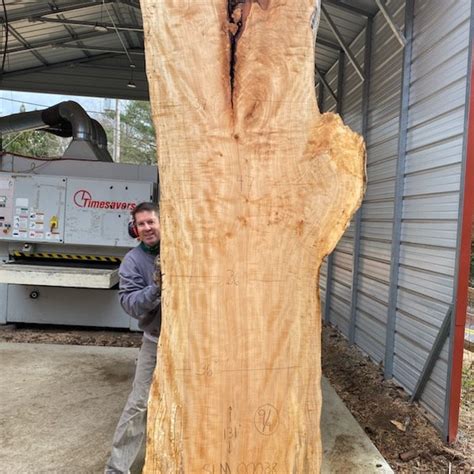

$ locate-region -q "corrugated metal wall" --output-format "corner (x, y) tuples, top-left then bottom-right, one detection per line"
(318, 0), (472, 433)
(399, 0), (471, 428)
(357, 0), (405, 365)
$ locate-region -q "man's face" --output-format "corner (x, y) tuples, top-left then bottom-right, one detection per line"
(135, 210), (160, 247)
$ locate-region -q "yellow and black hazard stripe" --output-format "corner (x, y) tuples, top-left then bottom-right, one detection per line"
(12, 251), (122, 263)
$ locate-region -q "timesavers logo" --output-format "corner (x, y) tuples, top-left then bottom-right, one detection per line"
(73, 189), (136, 210)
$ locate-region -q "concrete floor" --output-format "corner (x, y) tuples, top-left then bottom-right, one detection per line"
(0, 343), (392, 473)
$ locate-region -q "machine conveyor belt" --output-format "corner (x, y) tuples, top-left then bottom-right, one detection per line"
(0, 263), (119, 289)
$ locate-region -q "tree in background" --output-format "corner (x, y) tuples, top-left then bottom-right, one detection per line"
(3, 104), (68, 158)
(100, 100), (157, 165)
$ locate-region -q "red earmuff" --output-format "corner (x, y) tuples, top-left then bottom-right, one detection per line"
(128, 220), (138, 239)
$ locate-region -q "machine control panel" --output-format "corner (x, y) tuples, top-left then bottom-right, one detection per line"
(0, 174), (66, 243)
(0, 174), (154, 247)
(0, 176), (14, 235)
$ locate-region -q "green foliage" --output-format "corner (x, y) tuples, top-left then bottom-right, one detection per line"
(3, 101), (157, 164)
(120, 101), (157, 165)
(5, 130), (67, 158)
(3, 105), (67, 158)
(100, 100), (157, 165)
(461, 359), (473, 407)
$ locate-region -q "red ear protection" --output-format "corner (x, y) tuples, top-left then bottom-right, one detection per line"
(128, 220), (138, 239)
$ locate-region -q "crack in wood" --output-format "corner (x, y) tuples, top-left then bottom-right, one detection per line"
(227, 0), (270, 106)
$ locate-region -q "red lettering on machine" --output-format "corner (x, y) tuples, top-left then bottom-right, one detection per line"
(73, 189), (137, 210)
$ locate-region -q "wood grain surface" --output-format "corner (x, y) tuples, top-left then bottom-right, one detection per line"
(140, 1), (366, 472)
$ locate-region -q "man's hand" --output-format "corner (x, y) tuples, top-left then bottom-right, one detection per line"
(153, 260), (162, 291)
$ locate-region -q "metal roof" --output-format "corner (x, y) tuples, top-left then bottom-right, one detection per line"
(0, 0), (379, 100)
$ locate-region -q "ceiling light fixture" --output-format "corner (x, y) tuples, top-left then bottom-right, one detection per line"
(93, 22), (108, 33)
(127, 64), (137, 88)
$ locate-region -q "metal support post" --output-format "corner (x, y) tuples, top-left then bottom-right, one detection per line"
(0, 244), (9, 324)
(323, 49), (345, 323)
(384, 0), (415, 379)
(349, 18), (373, 344)
(113, 99), (121, 163)
(0, 284), (7, 324)
(336, 50), (345, 116)
(317, 78), (324, 112)
(444, 0), (474, 442)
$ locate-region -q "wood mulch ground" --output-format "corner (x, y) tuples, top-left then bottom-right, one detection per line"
(0, 322), (472, 472)
(322, 324), (473, 473)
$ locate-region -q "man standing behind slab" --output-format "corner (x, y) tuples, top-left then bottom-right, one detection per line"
(105, 202), (161, 474)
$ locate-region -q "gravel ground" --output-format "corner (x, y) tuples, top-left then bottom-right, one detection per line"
(0, 322), (472, 472)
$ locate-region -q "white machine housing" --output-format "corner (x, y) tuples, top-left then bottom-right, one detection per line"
(0, 154), (158, 329)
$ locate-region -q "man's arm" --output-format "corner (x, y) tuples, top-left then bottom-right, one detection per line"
(118, 256), (160, 320)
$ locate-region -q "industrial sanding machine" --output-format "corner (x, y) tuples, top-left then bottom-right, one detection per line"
(0, 102), (158, 329)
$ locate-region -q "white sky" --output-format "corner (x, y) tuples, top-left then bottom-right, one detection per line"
(0, 90), (117, 118)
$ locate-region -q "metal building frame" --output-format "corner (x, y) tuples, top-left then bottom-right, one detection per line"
(349, 17), (372, 344)
(0, 0), (471, 445)
(384, 0), (414, 380)
(317, 0), (473, 442)
(445, 0), (474, 442)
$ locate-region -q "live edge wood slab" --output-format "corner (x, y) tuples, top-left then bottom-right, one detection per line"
(140, 1), (366, 472)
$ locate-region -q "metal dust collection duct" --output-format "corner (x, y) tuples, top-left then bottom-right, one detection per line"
(0, 100), (113, 162)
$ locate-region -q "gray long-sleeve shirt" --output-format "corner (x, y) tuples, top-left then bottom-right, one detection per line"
(118, 245), (161, 342)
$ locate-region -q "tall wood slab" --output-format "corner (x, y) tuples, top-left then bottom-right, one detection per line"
(140, 1), (366, 472)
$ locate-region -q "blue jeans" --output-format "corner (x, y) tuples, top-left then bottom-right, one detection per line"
(105, 338), (157, 474)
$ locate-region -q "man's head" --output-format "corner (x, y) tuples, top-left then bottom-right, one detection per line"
(132, 202), (160, 247)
